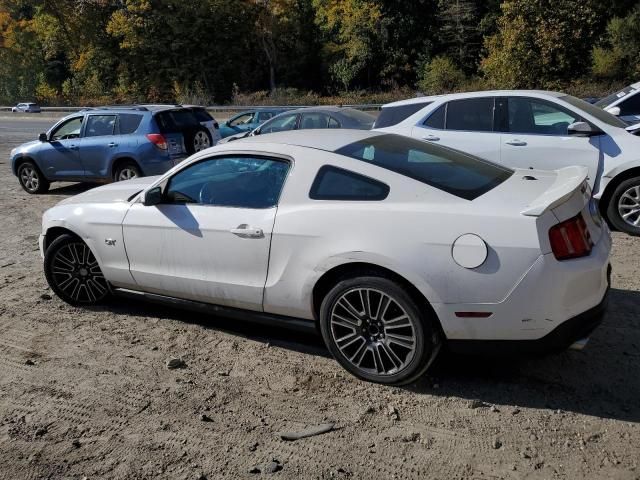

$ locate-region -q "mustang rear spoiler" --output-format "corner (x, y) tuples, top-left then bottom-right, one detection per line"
(521, 166), (589, 217)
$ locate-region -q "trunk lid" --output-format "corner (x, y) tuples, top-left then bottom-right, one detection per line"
(477, 166), (603, 244)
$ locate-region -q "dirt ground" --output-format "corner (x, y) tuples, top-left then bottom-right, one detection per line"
(0, 115), (639, 480)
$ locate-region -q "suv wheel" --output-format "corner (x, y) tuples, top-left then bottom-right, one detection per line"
(188, 129), (212, 154)
(606, 176), (640, 235)
(319, 276), (441, 385)
(114, 162), (141, 182)
(44, 234), (110, 306)
(17, 161), (49, 194)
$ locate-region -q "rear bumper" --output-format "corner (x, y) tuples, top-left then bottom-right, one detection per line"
(448, 265), (610, 355)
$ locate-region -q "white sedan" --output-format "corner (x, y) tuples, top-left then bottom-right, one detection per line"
(40, 130), (611, 384)
(374, 90), (640, 235)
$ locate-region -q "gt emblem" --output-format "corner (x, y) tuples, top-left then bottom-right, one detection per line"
(105, 238), (117, 246)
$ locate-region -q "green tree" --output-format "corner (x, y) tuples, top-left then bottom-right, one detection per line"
(481, 0), (605, 89)
(417, 55), (466, 93)
(592, 6), (640, 81)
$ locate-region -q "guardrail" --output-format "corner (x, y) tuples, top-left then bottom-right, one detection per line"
(0, 103), (384, 113)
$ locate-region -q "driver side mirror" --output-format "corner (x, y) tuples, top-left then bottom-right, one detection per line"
(606, 106), (621, 116)
(143, 186), (163, 206)
(568, 121), (601, 137)
(38, 132), (48, 142)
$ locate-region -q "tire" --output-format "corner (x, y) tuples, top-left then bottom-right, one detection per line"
(186, 128), (212, 154)
(605, 176), (640, 236)
(17, 160), (49, 194)
(44, 234), (110, 306)
(113, 161), (141, 182)
(319, 276), (441, 385)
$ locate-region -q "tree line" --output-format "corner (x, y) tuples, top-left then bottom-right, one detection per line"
(0, 0), (639, 106)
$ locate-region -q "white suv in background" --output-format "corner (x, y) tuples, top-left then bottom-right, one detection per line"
(374, 90), (640, 235)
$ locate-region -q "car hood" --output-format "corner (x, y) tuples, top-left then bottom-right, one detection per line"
(57, 176), (160, 206)
(218, 131), (251, 144)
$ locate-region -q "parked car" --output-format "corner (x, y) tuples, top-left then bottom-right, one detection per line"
(219, 106), (375, 143)
(10, 105), (215, 194)
(594, 82), (640, 124)
(218, 108), (286, 138)
(374, 90), (640, 235)
(39, 130), (611, 385)
(11, 102), (41, 113)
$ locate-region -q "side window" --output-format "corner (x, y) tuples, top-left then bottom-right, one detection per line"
(423, 104), (445, 129)
(117, 114), (144, 134)
(328, 117), (341, 128)
(229, 112), (255, 127)
(260, 114), (298, 133)
(300, 112), (330, 129)
(619, 92), (640, 116)
(445, 98), (494, 132)
(50, 117), (83, 141)
(165, 156), (290, 208)
(85, 115), (116, 137)
(508, 97), (579, 135)
(310, 165), (389, 201)
(256, 112), (275, 123)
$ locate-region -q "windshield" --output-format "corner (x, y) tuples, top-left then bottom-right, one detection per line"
(560, 95), (628, 128)
(335, 134), (513, 200)
(595, 86), (637, 108)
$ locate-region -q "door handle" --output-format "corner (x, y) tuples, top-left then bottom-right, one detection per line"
(505, 139), (527, 146)
(422, 135), (440, 141)
(70, 145), (79, 151)
(230, 224), (264, 238)
(108, 142), (118, 148)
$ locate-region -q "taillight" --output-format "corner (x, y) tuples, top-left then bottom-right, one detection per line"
(213, 122), (219, 129)
(146, 133), (168, 150)
(549, 214), (593, 260)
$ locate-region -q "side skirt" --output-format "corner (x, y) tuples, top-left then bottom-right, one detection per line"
(113, 288), (318, 334)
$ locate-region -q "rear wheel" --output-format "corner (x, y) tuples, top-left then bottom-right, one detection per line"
(319, 276), (441, 385)
(44, 234), (110, 306)
(606, 176), (640, 236)
(17, 161), (49, 194)
(113, 161), (141, 182)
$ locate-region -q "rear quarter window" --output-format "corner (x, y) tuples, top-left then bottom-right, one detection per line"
(118, 113), (144, 134)
(310, 166), (389, 200)
(335, 134), (513, 200)
(374, 102), (432, 128)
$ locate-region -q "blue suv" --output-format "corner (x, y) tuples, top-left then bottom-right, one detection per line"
(10, 105), (219, 193)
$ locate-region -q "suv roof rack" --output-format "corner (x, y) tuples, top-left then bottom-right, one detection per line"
(93, 105), (149, 111)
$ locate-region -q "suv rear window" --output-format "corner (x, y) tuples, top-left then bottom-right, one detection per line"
(374, 102), (432, 128)
(155, 110), (200, 133)
(334, 134), (513, 200)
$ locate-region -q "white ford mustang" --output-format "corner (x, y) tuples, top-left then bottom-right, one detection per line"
(40, 130), (611, 384)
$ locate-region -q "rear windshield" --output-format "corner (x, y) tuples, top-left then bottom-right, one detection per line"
(374, 102), (432, 128)
(334, 134), (513, 200)
(595, 86), (637, 108)
(561, 95), (628, 128)
(339, 108), (375, 128)
(155, 109), (200, 132)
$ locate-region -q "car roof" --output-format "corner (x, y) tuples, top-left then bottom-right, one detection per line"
(284, 106), (354, 114)
(216, 128), (382, 153)
(383, 90), (566, 107)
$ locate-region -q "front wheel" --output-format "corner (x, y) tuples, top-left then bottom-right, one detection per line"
(319, 276), (441, 385)
(44, 234), (110, 306)
(17, 161), (49, 194)
(606, 176), (640, 236)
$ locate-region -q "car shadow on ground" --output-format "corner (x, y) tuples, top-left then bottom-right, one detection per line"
(47, 182), (96, 196)
(96, 287), (639, 423)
